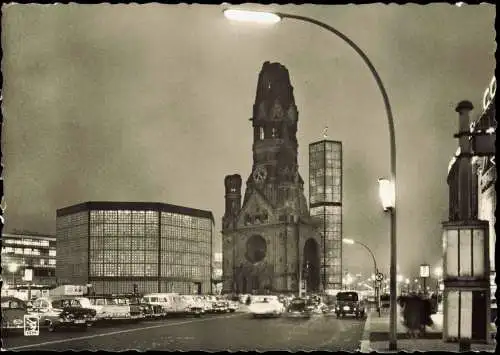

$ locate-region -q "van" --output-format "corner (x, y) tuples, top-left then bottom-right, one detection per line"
(142, 293), (184, 316)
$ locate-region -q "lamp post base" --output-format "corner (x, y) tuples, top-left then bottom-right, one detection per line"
(388, 341), (397, 351)
(459, 339), (471, 352)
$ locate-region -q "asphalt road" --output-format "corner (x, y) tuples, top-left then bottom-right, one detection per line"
(3, 313), (366, 351)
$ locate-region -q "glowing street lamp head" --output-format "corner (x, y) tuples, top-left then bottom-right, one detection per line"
(223, 9), (281, 24)
(405, 278), (410, 285)
(342, 238), (355, 245)
(378, 178), (395, 211)
(8, 263), (19, 273)
(434, 266), (443, 278)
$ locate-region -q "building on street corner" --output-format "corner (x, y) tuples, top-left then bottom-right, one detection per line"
(56, 201), (215, 295)
(1, 231), (57, 288)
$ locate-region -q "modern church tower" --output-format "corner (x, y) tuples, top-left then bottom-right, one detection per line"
(309, 139), (343, 291)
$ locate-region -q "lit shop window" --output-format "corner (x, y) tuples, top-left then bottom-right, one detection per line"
(41, 241), (49, 247)
(49, 250), (56, 257)
(3, 246), (13, 253)
(23, 248), (32, 255)
(49, 259), (56, 265)
(15, 248), (23, 254)
(40, 259), (45, 265)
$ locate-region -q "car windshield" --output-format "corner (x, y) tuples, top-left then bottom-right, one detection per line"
(336, 292), (359, 302)
(58, 299), (82, 308)
(110, 298), (128, 305)
(91, 298), (106, 306)
(1, 300), (24, 309)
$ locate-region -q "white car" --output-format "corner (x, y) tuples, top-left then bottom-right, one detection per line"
(248, 298), (285, 318)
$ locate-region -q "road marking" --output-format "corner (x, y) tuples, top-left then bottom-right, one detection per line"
(7, 314), (242, 351)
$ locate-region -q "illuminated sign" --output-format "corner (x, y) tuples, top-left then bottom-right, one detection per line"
(24, 269), (33, 282)
(420, 264), (430, 278)
(482, 76), (496, 111)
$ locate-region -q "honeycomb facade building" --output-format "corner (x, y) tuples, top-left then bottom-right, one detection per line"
(56, 201), (215, 295)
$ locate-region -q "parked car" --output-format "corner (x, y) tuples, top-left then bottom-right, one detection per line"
(284, 298), (312, 318)
(87, 296), (135, 322)
(30, 296), (96, 332)
(212, 297), (231, 313)
(111, 295), (145, 321)
(335, 291), (366, 319)
(180, 295), (204, 317)
(1, 296), (28, 334)
(142, 293), (189, 317)
(248, 297), (285, 318)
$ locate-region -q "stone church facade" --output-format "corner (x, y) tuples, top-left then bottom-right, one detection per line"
(222, 62), (321, 294)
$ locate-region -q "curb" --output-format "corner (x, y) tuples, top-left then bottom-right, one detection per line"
(359, 311), (373, 353)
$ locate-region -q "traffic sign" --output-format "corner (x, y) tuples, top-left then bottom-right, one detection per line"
(375, 273), (384, 282)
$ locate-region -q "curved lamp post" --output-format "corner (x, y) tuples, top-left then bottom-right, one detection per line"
(343, 238), (381, 315)
(224, 9), (398, 349)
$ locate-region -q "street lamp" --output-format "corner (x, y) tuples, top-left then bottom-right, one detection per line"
(224, 9), (398, 349)
(7, 262), (19, 288)
(342, 238), (380, 315)
(405, 278), (410, 294)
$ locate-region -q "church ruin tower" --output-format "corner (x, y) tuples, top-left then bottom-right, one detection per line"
(244, 61), (306, 212)
(221, 62), (320, 295)
(223, 174), (242, 230)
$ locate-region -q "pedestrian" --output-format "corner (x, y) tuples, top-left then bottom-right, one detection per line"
(402, 294), (423, 338)
(245, 295), (251, 306)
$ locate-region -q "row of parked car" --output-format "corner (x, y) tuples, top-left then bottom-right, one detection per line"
(1, 293), (240, 334)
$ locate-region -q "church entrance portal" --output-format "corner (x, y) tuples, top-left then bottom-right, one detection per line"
(303, 238), (320, 293)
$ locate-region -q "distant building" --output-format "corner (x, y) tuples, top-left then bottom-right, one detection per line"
(1, 232), (57, 287)
(309, 140), (343, 290)
(56, 201), (215, 295)
(212, 232), (223, 294)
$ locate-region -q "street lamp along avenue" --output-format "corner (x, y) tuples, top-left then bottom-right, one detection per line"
(343, 238), (381, 315)
(224, 9), (398, 350)
(7, 262), (19, 288)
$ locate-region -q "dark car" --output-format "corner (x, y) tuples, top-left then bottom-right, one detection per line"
(31, 296), (97, 332)
(285, 298), (312, 318)
(335, 291), (366, 319)
(1, 297), (28, 334)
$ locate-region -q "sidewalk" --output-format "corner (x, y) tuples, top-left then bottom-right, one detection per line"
(360, 307), (497, 352)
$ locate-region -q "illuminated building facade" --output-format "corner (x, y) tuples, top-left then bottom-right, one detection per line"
(1, 232), (57, 287)
(56, 202), (215, 295)
(309, 140), (343, 290)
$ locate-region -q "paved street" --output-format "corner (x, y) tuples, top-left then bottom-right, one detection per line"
(3, 313), (366, 351)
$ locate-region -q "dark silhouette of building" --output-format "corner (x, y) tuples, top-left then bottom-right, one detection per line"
(222, 62), (320, 294)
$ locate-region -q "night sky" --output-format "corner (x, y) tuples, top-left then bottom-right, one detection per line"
(2, 4), (495, 281)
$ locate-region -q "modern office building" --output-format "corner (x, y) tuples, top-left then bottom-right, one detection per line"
(309, 140), (343, 290)
(56, 201), (215, 295)
(1, 231), (57, 287)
